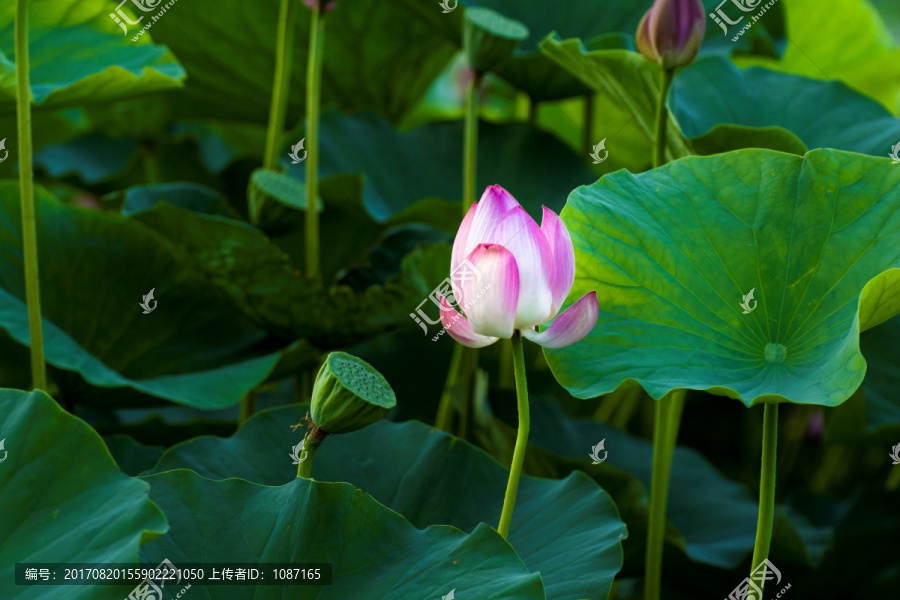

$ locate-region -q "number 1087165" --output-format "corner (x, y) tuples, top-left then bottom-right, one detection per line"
(273, 568), (323, 580)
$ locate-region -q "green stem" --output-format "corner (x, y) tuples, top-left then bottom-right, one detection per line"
(462, 74), (481, 212)
(652, 68), (674, 169)
(750, 403), (779, 589)
(582, 93), (594, 156)
(296, 438), (319, 478)
(497, 332), (529, 539)
(304, 7), (326, 280)
(644, 389), (686, 600)
(263, 0), (298, 172)
(15, 0), (46, 391)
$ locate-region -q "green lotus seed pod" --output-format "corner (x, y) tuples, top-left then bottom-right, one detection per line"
(310, 352), (397, 434)
(463, 7), (529, 75)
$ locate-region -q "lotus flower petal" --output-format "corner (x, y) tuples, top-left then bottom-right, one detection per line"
(521, 292), (598, 349)
(440, 296), (499, 348)
(462, 185), (519, 256)
(540, 206), (575, 317)
(451, 202), (478, 277)
(461, 243), (520, 339)
(483, 207), (555, 328)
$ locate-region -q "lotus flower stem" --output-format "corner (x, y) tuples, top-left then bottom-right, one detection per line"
(462, 75), (481, 212)
(652, 68), (674, 169)
(15, 0), (46, 391)
(644, 388), (686, 600)
(497, 332), (530, 539)
(263, 0), (298, 174)
(296, 436), (319, 478)
(304, 6), (326, 280)
(750, 403), (779, 591)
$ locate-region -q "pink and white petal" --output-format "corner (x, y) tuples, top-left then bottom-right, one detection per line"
(521, 291), (598, 349)
(540, 206), (575, 316)
(451, 202), (478, 277)
(484, 207), (555, 328)
(463, 185), (520, 257)
(440, 296), (499, 348)
(461, 243), (520, 339)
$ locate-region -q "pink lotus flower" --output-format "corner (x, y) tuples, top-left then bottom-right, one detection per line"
(636, 0), (706, 69)
(442, 185), (598, 349)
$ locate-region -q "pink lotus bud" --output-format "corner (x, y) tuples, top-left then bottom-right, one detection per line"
(636, 0), (706, 69)
(441, 185), (598, 349)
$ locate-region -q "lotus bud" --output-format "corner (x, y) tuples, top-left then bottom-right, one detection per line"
(310, 352), (397, 435)
(463, 7), (529, 76)
(636, 0), (706, 69)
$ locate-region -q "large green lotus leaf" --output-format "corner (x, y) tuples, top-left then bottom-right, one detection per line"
(140, 471), (545, 599)
(825, 315), (900, 442)
(538, 35), (692, 171)
(149, 406), (627, 600)
(0, 0), (183, 110)
(0, 388), (167, 600)
(142, 0), (455, 124)
(735, 0), (900, 112)
(672, 57), (900, 158)
(545, 149), (900, 407)
(0, 182), (291, 409)
(293, 109), (597, 222)
(125, 196), (450, 346)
